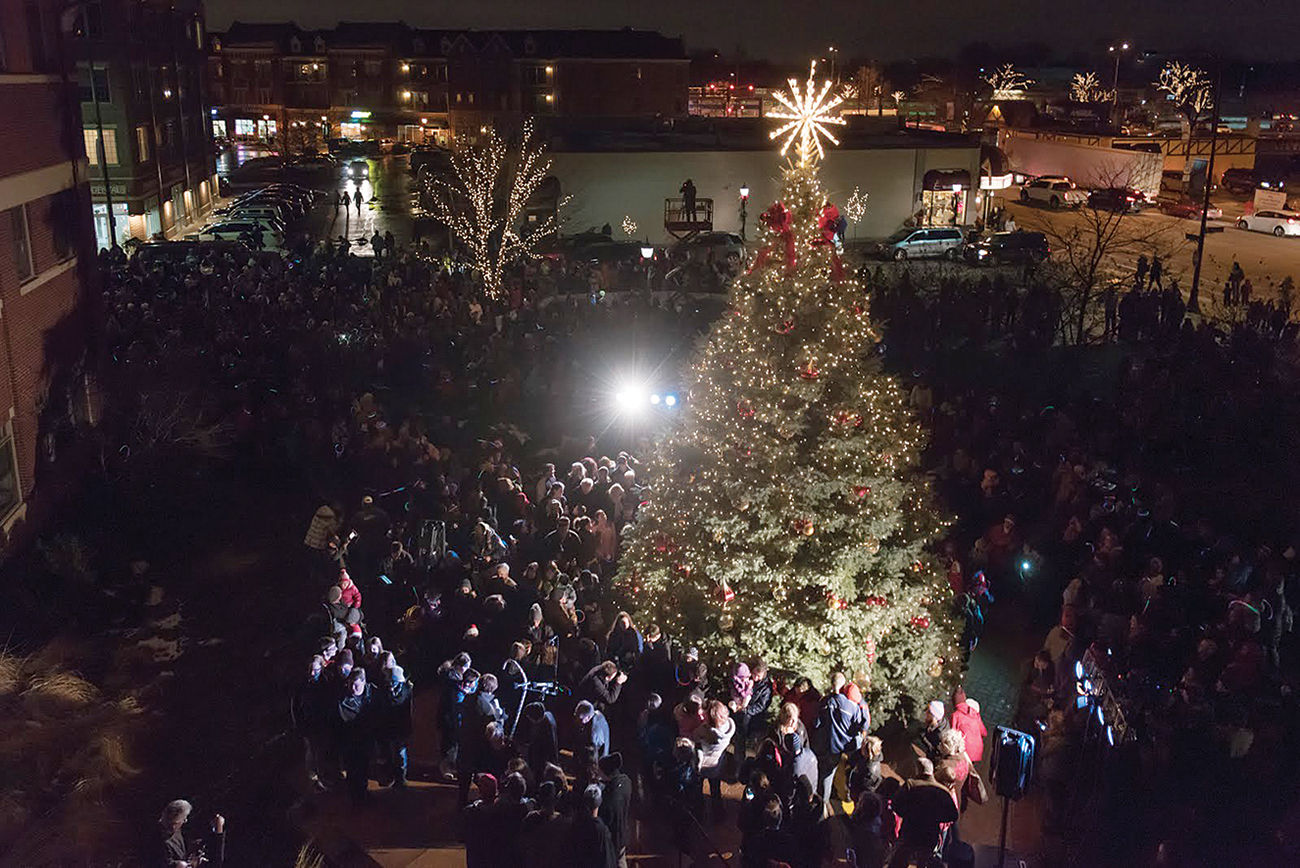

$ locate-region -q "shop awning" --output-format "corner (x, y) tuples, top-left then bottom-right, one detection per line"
(923, 169), (972, 191)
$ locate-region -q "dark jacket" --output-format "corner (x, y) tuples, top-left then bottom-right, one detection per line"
(524, 710), (561, 772)
(374, 678), (413, 740)
(742, 826), (797, 868)
(814, 692), (867, 757)
(598, 772), (633, 853)
(895, 777), (959, 847)
(578, 666), (624, 707)
(567, 814), (618, 868)
(744, 675), (774, 720)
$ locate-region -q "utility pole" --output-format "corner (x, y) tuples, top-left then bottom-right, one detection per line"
(1188, 61), (1223, 314)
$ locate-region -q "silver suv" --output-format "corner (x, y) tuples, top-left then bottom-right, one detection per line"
(881, 226), (965, 261)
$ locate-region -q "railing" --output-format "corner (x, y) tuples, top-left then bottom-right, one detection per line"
(664, 197), (713, 233)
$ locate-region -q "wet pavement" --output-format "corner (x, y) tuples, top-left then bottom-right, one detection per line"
(216, 144), (418, 255)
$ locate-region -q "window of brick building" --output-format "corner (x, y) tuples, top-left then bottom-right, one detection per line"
(84, 128), (118, 165)
(0, 430), (19, 519)
(79, 66), (110, 103)
(136, 125), (150, 161)
(9, 205), (34, 284)
(50, 190), (78, 263)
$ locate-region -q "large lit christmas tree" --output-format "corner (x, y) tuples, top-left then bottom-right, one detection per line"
(617, 63), (963, 716)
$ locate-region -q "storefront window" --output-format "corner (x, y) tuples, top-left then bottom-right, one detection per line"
(921, 189), (966, 227)
(234, 118), (255, 137)
(211, 119), (227, 139)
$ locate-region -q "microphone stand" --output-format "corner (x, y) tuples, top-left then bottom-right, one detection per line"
(503, 658), (530, 739)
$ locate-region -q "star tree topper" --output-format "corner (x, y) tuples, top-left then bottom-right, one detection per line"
(768, 60), (848, 166)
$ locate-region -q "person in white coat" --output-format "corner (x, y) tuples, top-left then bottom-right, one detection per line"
(694, 699), (737, 812)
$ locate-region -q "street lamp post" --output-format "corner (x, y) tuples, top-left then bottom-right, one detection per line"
(828, 46), (838, 84)
(1109, 42), (1130, 126)
(739, 183), (750, 241)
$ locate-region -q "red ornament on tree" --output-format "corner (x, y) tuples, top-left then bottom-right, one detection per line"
(776, 318), (795, 334)
(737, 399), (755, 418)
(910, 615), (931, 629)
(718, 578), (735, 603)
(799, 359), (820, 380)
(853, 485), (871, 499)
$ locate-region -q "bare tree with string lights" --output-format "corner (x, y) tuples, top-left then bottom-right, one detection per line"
(421, 120), (558, 299)
(983, 63), (1034, 100)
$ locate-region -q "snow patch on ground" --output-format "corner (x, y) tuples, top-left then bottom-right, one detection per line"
(150, 612), (183, 631)
(135, 636), (184, 662)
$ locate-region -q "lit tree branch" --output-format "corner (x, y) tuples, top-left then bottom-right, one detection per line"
(421, 119), (558, 299)
(983, 63), (1034, 100)
(1155, 61), (1214, 122)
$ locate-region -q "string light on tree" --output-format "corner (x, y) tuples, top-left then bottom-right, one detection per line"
(845, 186), (868, 234)
(419, 119), (558, 300)
(767, 60), (848, 166)
(621, 215), (638, 236)
(983, 63), (1034, 100)
(617, 59), (964, 718)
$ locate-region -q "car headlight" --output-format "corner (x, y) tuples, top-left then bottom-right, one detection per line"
(977, 249), (988, 258)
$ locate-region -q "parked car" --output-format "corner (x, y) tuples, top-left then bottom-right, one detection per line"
(346, 160), (370, 180)
(965, 230), (1050, 266)
(1235, 210), (1300, 237)
(1221, 168), (1286, 195)
(1158, 198), (1223, 220)
(676, 231), (747, 263)
(199, 221), (285, 248)
(1020, 176), (1088, 209)
(878, 226), (965, 260)
(1087, 187), (1150, 213)
(226, 212), (287, 236)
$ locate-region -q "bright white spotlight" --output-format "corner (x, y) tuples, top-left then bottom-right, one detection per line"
(614, 382), (648, 416)
(650, 393), (662, 405)
(1093, 705), (1104, 726)
(664, 394), (678, 407)
(1105, 725), (1115, 747)
(1074, 660), (1084, 680)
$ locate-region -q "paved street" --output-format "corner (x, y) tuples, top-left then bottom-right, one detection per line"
(992, 189), (1300, 306)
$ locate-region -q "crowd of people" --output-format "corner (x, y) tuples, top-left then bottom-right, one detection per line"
(892, 255), (1300, 861)
(107, 214), (1300, 867)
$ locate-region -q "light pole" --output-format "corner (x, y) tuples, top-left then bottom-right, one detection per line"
(739, 183), (750, 241)
(827, 46), (838, 84)
(1108, 42), (1129, 126)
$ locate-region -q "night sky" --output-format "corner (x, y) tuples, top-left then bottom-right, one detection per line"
(205, 0), (1300, 63)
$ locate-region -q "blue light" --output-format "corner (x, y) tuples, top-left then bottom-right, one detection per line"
(1021, 559), (1032, 571)
(664, 394), (678, 407)
(1093, 705), (1104, 726)
(1074, 660), (1084, 680)
(1075, 696), (1088, 709)
(1105, 725), (1115, 747)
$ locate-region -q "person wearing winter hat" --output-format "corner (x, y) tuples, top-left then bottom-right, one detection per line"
(914, 700), (951, 766)
(949, 686), (988, 763)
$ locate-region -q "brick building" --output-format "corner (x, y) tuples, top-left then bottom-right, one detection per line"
(208, 22), (689, 146)
(68, 0), (218, 249)
(0, 0), (99, 547)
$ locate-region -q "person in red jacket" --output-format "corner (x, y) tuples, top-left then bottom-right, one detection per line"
(949, 686), (988, 763)
(336, 568), (363, 609)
